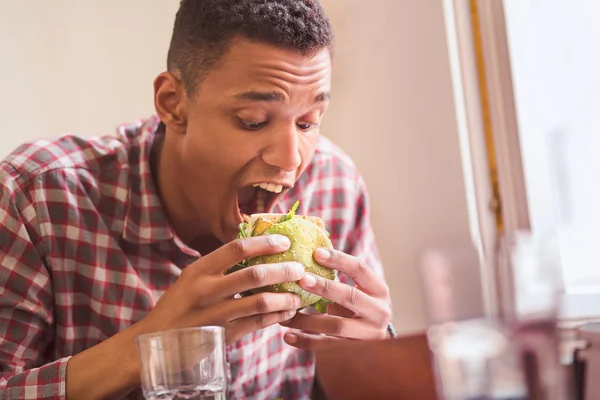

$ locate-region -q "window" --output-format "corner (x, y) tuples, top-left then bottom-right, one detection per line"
(503, 0), (600, 292)
(446, 0), (600, 321)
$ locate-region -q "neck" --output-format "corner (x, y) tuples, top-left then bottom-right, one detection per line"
(150, 130), (220, 254)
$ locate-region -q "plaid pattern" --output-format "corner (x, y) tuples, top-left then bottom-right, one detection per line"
(0, 115), (383, 400)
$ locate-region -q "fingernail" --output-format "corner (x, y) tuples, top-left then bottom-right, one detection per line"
(291, 262), (305, 276)
(285, 333), (297, 344)
(293, 295), (301, 308)
(272, 235), (290, 247)
(280, 313), (294, 324)
(315, 248), (330, 260)
(302, 274), (317, 288)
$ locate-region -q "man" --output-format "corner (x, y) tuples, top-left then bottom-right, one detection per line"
(0, 0), (393, 399)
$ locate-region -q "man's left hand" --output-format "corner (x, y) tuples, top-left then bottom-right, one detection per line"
(280, 248), (392, 350)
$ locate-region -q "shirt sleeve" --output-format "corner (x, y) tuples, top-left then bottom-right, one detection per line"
(0, 177), (70, 400)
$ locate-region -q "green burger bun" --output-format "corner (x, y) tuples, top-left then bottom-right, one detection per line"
(231, 201), (336, 313)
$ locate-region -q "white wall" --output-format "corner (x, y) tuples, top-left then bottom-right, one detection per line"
(321, 0), (472, 333)
(0, 0), (472, 334)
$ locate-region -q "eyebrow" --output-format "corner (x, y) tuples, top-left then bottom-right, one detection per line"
(232, 90), (330, 103)
(315, 92), (331, 102)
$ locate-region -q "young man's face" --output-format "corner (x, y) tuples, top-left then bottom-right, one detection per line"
(169, 38), (331, 243)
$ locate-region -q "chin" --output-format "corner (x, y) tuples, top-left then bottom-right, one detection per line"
(210, 218), (239, 244)
(224, 225), (241, 243)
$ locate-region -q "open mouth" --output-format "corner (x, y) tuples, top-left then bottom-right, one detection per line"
(236, 182), (288, 222)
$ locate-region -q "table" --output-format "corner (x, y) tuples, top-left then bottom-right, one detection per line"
(314, 333), (439, 399)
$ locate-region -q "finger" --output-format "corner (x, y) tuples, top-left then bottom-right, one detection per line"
(227, 309), (297, 343)
(201, 235), (291, 274)
(283, 331), (348, 350)
(327, 303), (355, 318)
(298, 273), (383, 318)
(218, 262), (305, 298)
(280, 313), (381, 340)
(313, 248), (389, 298)
(218, 292), (301, 321)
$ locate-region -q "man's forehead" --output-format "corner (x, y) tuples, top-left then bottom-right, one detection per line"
(202, 40), (332, 103)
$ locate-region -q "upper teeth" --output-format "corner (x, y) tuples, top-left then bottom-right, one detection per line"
(252, 182), (284, 193)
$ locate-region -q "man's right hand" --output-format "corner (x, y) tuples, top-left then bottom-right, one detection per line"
(65, 234), (302, 399)
(140, 234), (304, 344)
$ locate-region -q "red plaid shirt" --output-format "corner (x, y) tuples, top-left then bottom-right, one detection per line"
(0, 115), (383, 399)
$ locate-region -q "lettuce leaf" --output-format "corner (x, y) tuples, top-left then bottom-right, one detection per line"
(229, 223), (250, 275)
(237, 222), (249, 238)
(312, 298), (333, 314)
(279, 200), (299, 223)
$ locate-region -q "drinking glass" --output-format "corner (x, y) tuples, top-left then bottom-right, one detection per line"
(420, 235), (572, 399)
(135, 326), (227, 400)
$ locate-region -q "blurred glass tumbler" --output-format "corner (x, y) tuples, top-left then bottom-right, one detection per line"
(420, 235), (570, 400)
(135, 326), (227, 400)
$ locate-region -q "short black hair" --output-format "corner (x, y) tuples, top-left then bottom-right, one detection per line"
(167, 0), (334, 96)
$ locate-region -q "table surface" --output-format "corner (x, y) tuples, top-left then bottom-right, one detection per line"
(314, 333), (439, 400)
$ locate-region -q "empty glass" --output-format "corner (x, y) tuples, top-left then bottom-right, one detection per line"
(135, 326), (227, 400)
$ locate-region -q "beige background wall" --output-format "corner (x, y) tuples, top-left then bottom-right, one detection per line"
(0, 0), (178, 147)
(0, 0), (471, 335)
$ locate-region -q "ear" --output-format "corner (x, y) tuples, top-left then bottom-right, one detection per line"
(153, 71), (188, 135)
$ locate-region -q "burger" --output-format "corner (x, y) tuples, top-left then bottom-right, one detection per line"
(229, 201), (337, 313)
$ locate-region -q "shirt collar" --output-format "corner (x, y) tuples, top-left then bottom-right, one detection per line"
(120, 115), (175, 244)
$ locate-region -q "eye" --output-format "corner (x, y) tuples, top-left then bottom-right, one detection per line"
(239, 119), (268, 130)
(297, 122), (315, 131)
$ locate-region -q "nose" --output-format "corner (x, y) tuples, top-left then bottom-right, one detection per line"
(261, 125), (302, 172)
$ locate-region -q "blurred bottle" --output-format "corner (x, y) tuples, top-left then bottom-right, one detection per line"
(502, 232), (570, 400)
(575, 322), (600, 400)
